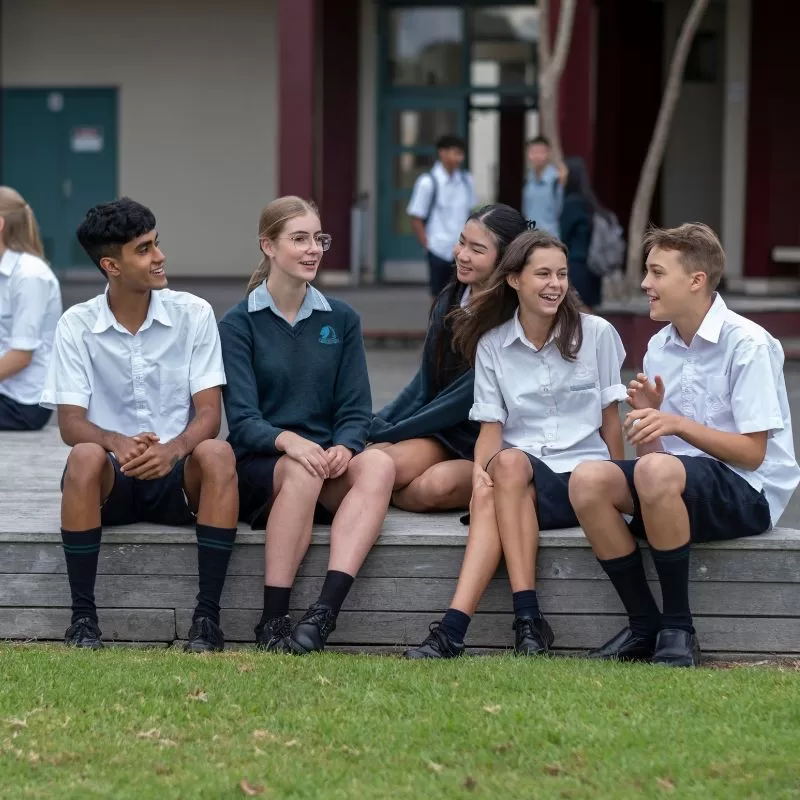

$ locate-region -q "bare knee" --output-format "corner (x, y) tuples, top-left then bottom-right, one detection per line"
(64, 443), (108, 486)
(191, 439), (236, 480)
(568, 461), (624, 512)
(487, 449), (530, 489)
(352, 448), (396, 493)
(277, 457), (325, 497)
(633, 454), (685, 504)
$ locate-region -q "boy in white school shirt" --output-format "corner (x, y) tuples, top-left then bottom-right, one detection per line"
(41, 198), (239, 653)
(569, 223), (800, 667)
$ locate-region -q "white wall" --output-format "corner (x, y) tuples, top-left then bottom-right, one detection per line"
(661, 0), (725, 234)
(2, 0), (278, 276)
(357, 0), (378, 278)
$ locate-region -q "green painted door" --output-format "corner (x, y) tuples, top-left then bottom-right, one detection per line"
(378, 96), (467, 269)
(2, 88), (118, 270)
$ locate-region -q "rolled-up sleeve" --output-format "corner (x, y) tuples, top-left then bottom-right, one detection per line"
(469, 336), (507, 424)
(596, 321), (627, 408)
(40, 318), (92, 409)
(9, 272), (53, 351)
(189, 303), (226, 396)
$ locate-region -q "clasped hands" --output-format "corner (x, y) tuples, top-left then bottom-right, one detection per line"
(111, 432), (181, 480)
(624, 373), (686, 445)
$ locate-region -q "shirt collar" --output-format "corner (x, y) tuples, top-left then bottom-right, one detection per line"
(0, 249), (21, 276)
(248, 280), (332, 315)
(92, 288), (174, 334)
(459, 286), (471, 308)
(663, 293), (727, 348)
(502, 308), (557, 351)
(432, 160), (462, 184)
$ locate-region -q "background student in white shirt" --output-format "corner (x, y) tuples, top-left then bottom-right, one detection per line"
(570, 223), (800, 667)
(0, 187), (61, 430)
(407, 135), (478, 297)
(41, 198), (238, 654)
(405, 229), (627, 659)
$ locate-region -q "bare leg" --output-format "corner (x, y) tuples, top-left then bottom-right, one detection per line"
(393, 459), (473, 512)
(318, 449), (395, 576)
(488, 449), (537, 592)
(61, 444), (115, 530)
(449, 482), (502, 615)
(264, 457), (324, 587)
(633, 454), (690, 549)
(380, 438), (451, 491)
(183, 439), (238, 528)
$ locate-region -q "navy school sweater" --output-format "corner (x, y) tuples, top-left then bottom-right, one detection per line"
(218, 297), (371, 458)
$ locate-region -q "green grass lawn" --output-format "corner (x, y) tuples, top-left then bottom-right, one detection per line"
(1, 646), (799, 799)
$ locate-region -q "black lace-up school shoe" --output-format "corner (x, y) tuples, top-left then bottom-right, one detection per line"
(651, 628), (701, 667)
(513, 614), (555, 656)
(184, 617), (225, 653)
(288, 603), (337, 654)
(403, 622), (466, 660)
(255, 615), (292, 653)
(64, 617), (104, 649)
(586, 627), (657, 662)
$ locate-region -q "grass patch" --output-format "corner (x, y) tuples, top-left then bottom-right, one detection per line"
(1, 645), (799, 799)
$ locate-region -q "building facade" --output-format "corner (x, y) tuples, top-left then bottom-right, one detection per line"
(2, 0), (797, 289)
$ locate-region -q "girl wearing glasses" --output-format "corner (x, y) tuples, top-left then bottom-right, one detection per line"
(219, 196), (395, 654)
(369, 204), (527, 513)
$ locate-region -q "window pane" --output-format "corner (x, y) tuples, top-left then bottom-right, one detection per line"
(393, 197), (415, 236)
(391, 108), (460, 148)
(471, 6), (538, 87)
(394, 152), (436, 190)
(388, 7), (463, 86)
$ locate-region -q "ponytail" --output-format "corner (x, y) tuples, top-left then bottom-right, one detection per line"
(0, 186), (45, 259)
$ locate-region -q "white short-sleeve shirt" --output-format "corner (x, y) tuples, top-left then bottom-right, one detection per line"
(644, 293), (800, 525)
(470, 311), (627, 472)
(41, 288), (226, 443)
(407, 161), (478, 263)
(0, 249), (62, 406)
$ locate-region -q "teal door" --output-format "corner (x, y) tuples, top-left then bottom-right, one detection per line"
(378, 97), (467, 268)
(2, 88), (118, 270)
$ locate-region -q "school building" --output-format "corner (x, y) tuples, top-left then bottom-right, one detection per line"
(1, 0), (797, 292)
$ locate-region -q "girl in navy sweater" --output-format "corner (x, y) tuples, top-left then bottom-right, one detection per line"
(219, 196), (395, 654)
(369, 205), (527, 512)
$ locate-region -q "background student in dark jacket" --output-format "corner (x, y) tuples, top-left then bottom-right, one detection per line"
(560, 156), (603, 311)
(369, 204), (527, 512)
(219, 196), (395, 656)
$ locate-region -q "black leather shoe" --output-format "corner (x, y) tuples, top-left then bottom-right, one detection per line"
(289, 603), (337, 654)
(652, 628), (701, 667)
(586, 627), (657, 662)
(404, 622), (465, 659)
(255, 615), (292, 653)
(184, 617), (225, 653)
(65, 617), (104, 649)
(513, 614), (554, 655)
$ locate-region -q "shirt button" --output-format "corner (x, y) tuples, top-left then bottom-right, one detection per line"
(542, 386), (550, 394)
(546, 432), (555, 441)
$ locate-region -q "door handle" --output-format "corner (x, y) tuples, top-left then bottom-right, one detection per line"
(62, 179), (73, 199)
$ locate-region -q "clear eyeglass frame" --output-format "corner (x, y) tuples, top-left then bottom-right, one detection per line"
(282, 233), (332, 252)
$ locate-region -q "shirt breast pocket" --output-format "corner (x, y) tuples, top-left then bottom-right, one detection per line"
(704, 374), (731, 425)
(159, 365), (191, 417)
(568, 362), (599, 393)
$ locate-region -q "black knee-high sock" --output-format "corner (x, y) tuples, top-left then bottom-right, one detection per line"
(441, 608), (471, 643)
(317, 570), (354, 614)
(61, 528), (102, 624)
(598, 547), (662, 637)
(194, 524), (237, 625)
(650, 542), (693, 633)
(513, 590), (540, 619)
(259, 586), (292, 626)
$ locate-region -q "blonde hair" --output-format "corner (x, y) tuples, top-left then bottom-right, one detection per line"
(643, 223), (725, 292)
(0, 186), (45, 259)
(246, 196), (320, 294)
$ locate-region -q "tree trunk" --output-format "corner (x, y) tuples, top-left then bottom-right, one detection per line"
(625, 0), (711, 291)
(537, 0), (577, 165)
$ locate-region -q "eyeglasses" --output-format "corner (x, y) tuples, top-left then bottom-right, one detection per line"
(280, 233), (332, 252)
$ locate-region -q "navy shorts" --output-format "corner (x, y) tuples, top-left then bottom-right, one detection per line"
(486, 447), (579, 531)
(61, 453), (194, 527)
(237, 454), (335, 530)
(611, 454), (771, 543)
(0, 394), (52, 431)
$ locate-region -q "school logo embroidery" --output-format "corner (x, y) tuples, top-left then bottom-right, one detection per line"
(318, 325), (341, 345)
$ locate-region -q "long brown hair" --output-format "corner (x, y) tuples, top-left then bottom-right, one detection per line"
(451, 229), (584, 365)
(246, 196), (320, 294)
(0, 186), (45, 259)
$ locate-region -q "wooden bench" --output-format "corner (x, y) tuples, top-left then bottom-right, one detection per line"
(2, 431), (799, 655)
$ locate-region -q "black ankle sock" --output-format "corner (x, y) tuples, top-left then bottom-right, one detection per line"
(317, 570), (355, 614)
(512, 590), (540, 619)
(61, 527), (102, 624)
(650, 542), (693, 633)
(440, 608), (471, 644)
(193, 524), (237, 625)
(260, 585), (292, 625)
(599, 548), (662, 637)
